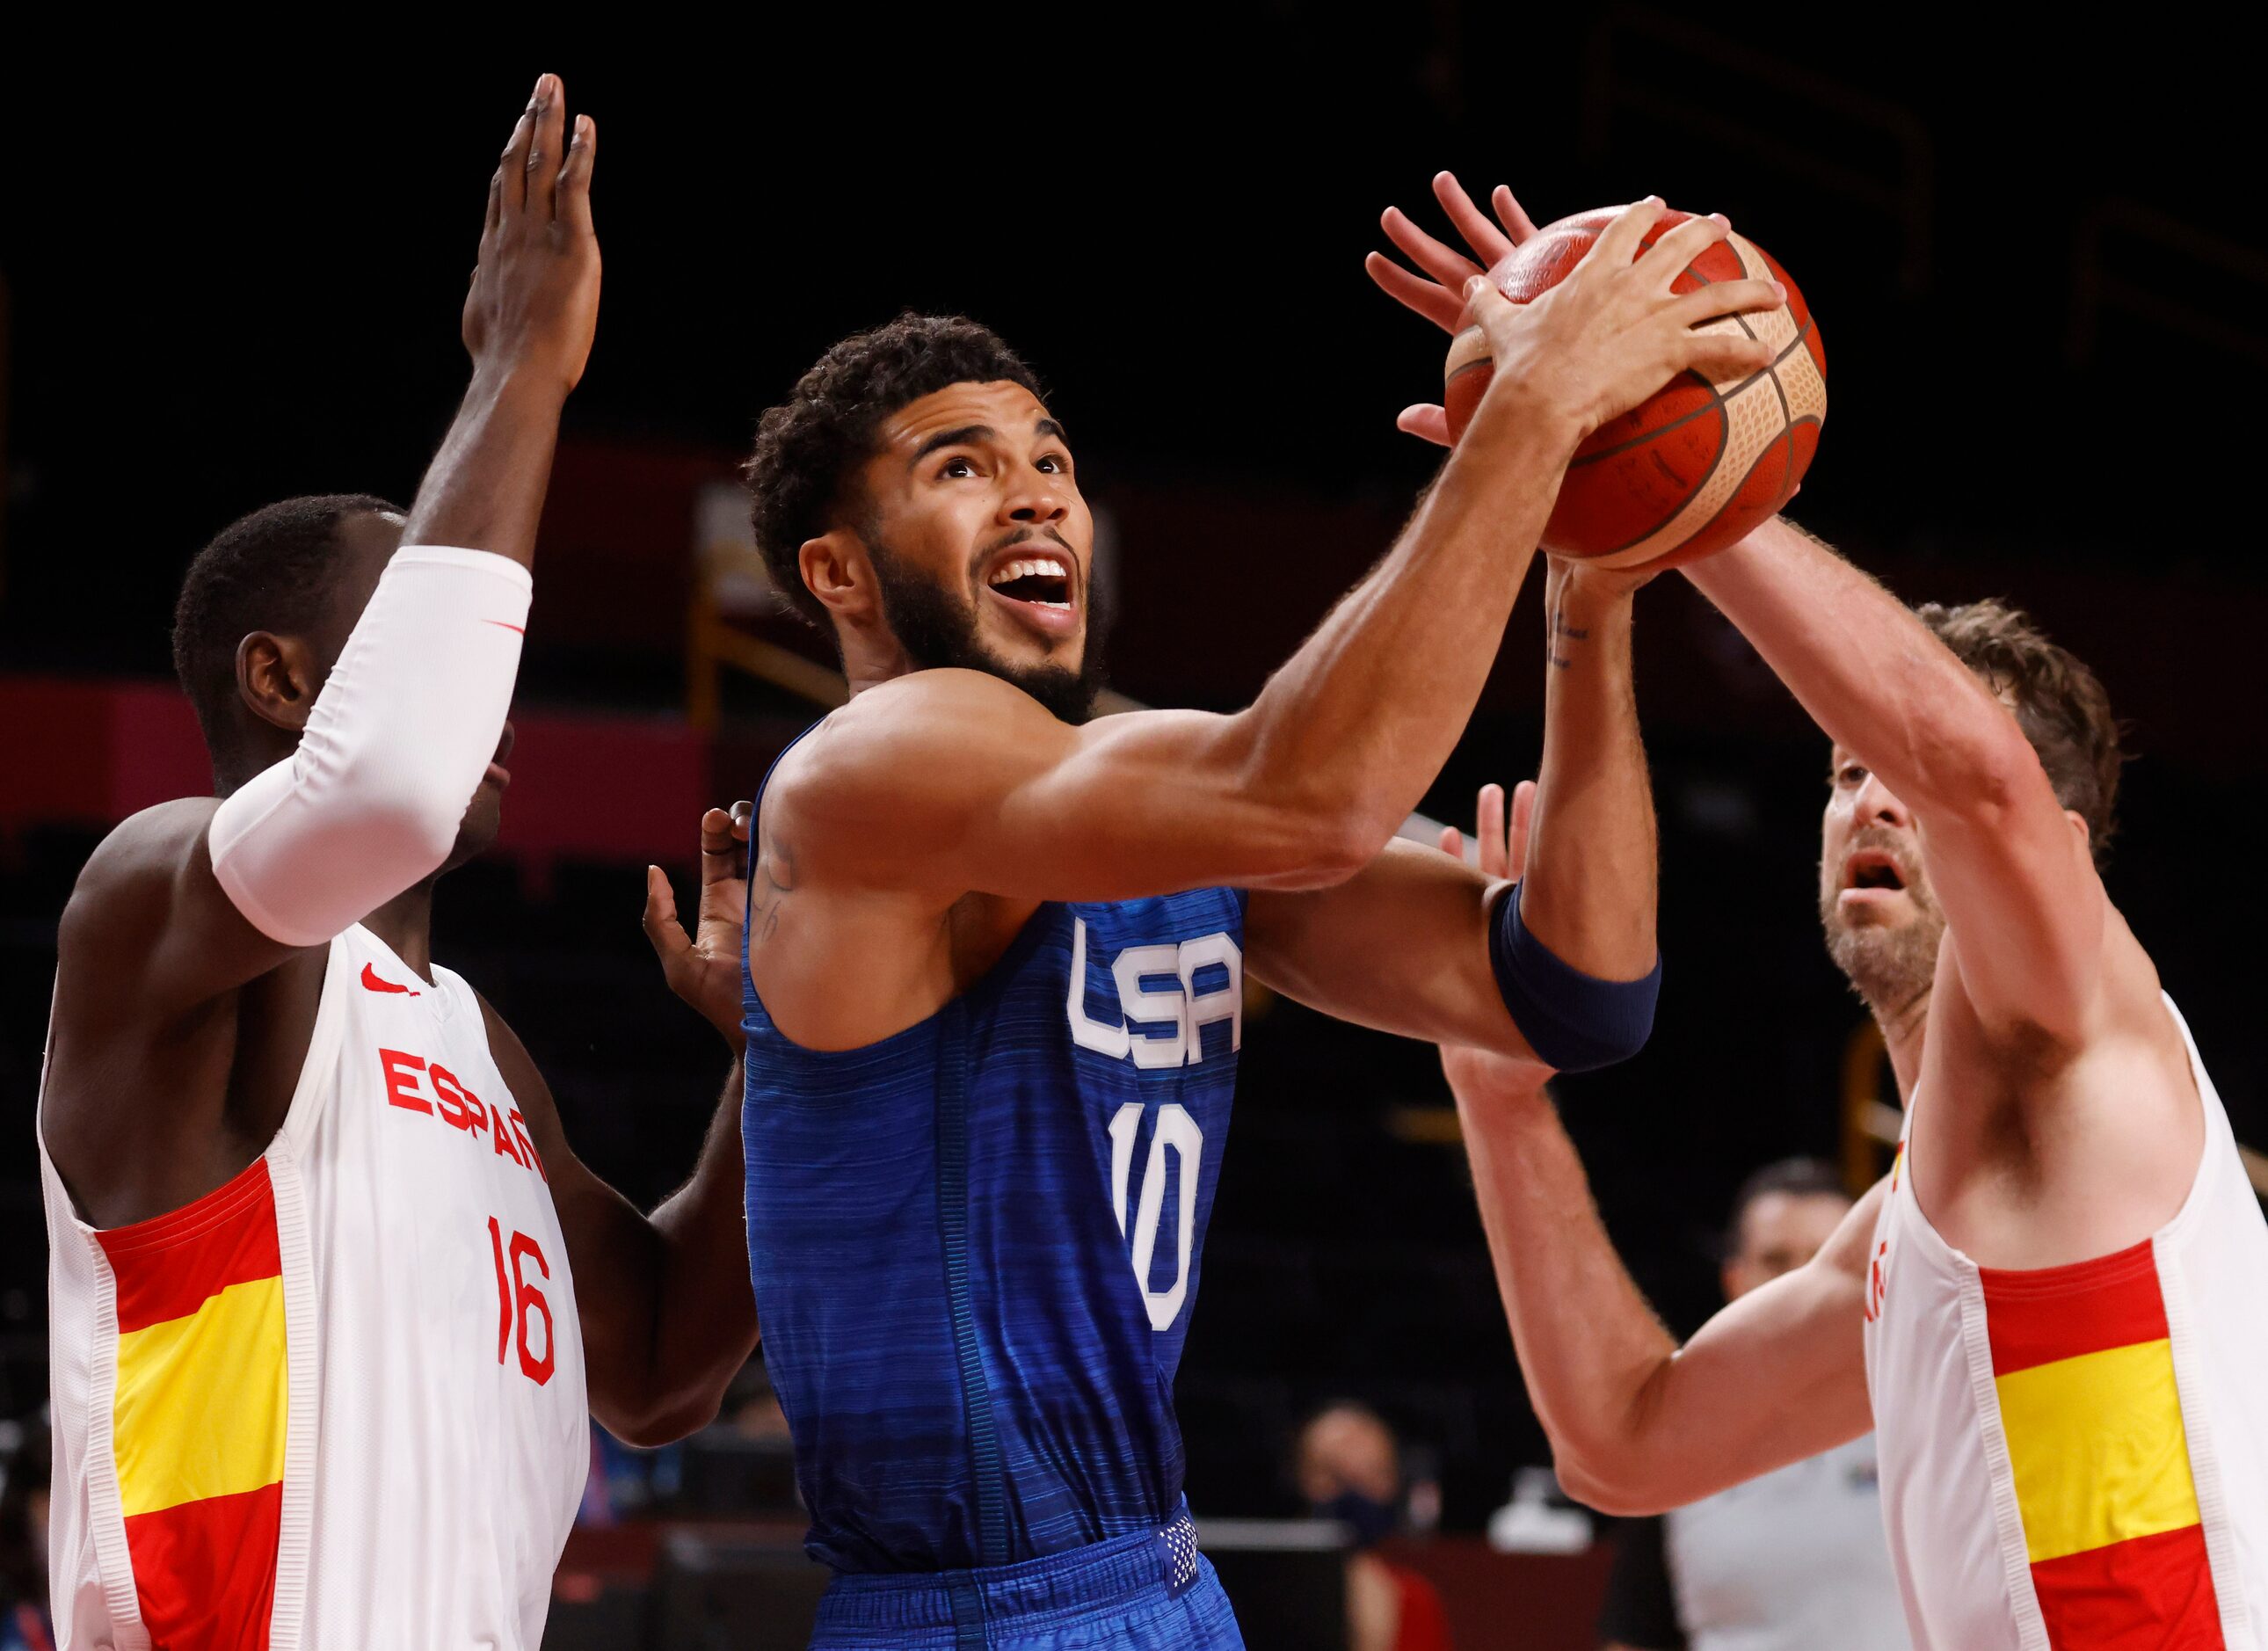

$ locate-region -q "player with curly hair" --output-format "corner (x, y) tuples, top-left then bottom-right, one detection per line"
(719, 203), (1788, 1647)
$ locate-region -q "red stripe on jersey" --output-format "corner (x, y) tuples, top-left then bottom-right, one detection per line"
(121, 1478), (282, 1651)
(2030, 1521), (2223, 1649)
(97, 1158), (281, 1335)
(1979, 1239), (2168, 1377)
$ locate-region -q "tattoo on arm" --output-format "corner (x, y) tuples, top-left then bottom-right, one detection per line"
(749, 823), (796, 949)
(1549, 613), (1590, 671)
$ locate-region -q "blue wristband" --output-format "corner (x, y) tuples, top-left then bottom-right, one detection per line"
(1488, 882), (1661, 1073)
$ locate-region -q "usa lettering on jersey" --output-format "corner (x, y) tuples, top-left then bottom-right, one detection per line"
(1063, 915), (1241, 1067)
(1062, 915), (1239, 1331)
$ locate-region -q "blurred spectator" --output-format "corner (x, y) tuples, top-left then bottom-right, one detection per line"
(0, 1420), (51, 1651)
(1596, 1160), (1908, 1651)
(1296, 1401), (1453, 1651)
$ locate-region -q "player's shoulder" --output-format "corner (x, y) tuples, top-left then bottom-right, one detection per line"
(829, 669), (1050, 735)
(61, 796), (224, 940)
(468, 986), (549, 1099)
(773, 670), (1061, 795)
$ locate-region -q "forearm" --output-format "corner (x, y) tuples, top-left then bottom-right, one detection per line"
(207, 547), (530, 943)
(639, 1063), (760, 1434)
(1520, 574), (1655, 976)
(1231, 397), (1580, 849)
(1684, 518), (2038, 817)
(559, 1065), (752, 1446)
(400, 365), (569, 571)
(1451, 1068), (1682, 1487)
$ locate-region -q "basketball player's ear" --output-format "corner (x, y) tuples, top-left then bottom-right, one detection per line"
(799, 529), (876, 627)
(2068, 811), (2092, 853)
(235, 630), (324, 733)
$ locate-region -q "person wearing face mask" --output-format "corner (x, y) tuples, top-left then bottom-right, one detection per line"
(1595, 1162), (1908, 1651)
(1296, 1403), (1454, 1651)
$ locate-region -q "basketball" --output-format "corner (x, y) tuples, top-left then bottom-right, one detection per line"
(1442, 207), (1826, 571)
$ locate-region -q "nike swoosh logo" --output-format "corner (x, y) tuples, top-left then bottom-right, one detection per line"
(483, 620), (526, 634)
(361, 963), (421, 997)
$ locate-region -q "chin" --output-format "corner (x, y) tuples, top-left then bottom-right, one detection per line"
(442, 798), (505, 871)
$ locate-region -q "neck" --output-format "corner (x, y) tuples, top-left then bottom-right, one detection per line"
(360, 878), (439, 982)
(838, 623), (918, 700)
(1871, 982), (1931, 1102)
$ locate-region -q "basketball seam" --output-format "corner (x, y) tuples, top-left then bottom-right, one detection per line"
(1581, 402), (1733, 557)
(1571, 319), (1812, 469)
(1647, 417), (1799, 569)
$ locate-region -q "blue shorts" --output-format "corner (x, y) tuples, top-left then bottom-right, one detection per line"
(809, 1508), (1247, 1650)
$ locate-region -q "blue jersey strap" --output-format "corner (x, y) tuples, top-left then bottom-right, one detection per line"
(1487, 882), (1661, 1073)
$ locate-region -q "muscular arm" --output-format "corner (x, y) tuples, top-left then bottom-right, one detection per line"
(483, 1001), (758, 1446)
(59, 80), (598, 1020)
(1245, 564), (1657, 1056)
(45, 83), (600, 1226)
(1450, 1052), (1877, 1514)
(1684, 518), (2106, 1048)
(777, 207), (1782, 905)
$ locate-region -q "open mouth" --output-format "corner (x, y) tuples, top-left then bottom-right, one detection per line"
(982, 549), (1079, 639)
(986, 554), (1072, 609)
(1843, 850), (1906, 893)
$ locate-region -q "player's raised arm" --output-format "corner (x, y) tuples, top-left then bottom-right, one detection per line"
(1432, 789), (1873, 1512)
(58, 75), (600, 1020)
(1241, 557), (1661, 1065)
(1682, 517), (2110, 1053)
(771, 203), (1783, 905)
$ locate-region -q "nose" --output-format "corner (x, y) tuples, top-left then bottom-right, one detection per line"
(1853, 768), (1911, 829)
(1002, 462), (1067, 527)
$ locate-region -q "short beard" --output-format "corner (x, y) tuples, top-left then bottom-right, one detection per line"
(865, 533), (1111, 724)
(1818, 882), (1945, 1022)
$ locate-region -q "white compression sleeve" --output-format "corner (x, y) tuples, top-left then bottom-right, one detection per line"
(208, 545), (533, 946)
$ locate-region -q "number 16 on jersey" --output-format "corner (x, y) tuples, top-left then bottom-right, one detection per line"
(487, 1217), (556, 1385)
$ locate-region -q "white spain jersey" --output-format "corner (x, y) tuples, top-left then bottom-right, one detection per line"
(1863, 996), (2268, 1651)
(40, 924), (588, 1650)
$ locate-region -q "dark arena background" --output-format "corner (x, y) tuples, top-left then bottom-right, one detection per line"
(3, 9), (2262, 1647)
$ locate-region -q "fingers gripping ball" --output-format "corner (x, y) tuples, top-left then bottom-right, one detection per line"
(1443, 207), (1826, 571)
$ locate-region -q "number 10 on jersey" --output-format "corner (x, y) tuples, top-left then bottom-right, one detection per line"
(487, 1217), (556, 1385)
(1109, 1102), (1204, 1332)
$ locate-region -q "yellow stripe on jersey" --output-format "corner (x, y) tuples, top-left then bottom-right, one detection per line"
(1995, 1335), (2199, 1563)
(113, 1275), (287, 1517)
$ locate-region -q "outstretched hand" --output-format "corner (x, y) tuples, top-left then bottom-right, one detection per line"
(464, 72), (601, 393)
(1438, 781), (1557, 1096)
(1366, 175), (1781, 450)
(1368, 171), (1542, 333)
(643, 802), (752, 1053)
(1367, 173), (1540, 445)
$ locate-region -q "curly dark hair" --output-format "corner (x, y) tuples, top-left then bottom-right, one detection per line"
(171, 493), (401, 752)
(743, 314), (1045, 630)
(1915, 599), (2125, 864)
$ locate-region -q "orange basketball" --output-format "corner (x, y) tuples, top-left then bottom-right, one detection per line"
(1442, 207), (1826, 571)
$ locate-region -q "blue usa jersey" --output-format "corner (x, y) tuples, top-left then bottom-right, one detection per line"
(742, 869), (1246, 1575)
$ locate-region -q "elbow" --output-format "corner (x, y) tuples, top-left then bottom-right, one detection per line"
(1230, 792), (1392, 890)
(1295, 808), (1392, 887)
(1554, 1449), (1669, 1518)
(1905, 700), (2041, 827)
(345, 765), (474, 871)
(603, 1387), (727, 1451)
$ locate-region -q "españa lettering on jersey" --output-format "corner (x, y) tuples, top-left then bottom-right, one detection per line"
(743, 839), (1246, 1571)
(42, 924), (589, 1651)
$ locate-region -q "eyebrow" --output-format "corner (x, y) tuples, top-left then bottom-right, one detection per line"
(910, 424), (996, 467)
(908, 416), (1072, 468)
